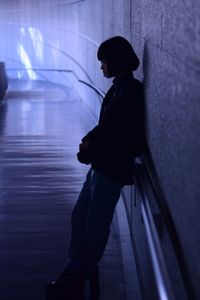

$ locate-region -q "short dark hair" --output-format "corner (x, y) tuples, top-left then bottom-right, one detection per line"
(97, 36), (140, 76)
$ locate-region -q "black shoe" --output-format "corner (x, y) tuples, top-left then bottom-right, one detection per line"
(88, 272), (100, 300)
(46, 267), (100, 300)
(83, 267), (99, 300)
(46, 270), (85, 300)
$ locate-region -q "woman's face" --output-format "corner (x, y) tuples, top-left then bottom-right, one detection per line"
(100, 59), (112, 78)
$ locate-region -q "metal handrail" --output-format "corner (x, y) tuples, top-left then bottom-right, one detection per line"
(140, 148), (195, 300)
(6, 67), (105, 100)
(6, 67), (79, 79)
(134, 159), (176, 300)
(78, 79), (105, 99)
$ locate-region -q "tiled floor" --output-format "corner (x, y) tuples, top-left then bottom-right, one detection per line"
(0, 80), (126, 300)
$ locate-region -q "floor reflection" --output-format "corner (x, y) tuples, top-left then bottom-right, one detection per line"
(0, 80), (91, 300)
(0, 79), (126, 300)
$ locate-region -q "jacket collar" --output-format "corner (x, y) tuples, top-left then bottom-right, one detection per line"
(113, 72), (133, 84)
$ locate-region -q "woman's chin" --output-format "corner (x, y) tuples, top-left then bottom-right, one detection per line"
(103, 73), (112, 78)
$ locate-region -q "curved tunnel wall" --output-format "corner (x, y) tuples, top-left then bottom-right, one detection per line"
(0, 0), (200, 298)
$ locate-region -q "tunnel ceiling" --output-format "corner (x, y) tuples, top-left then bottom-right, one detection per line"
(0, 0), (85, 10)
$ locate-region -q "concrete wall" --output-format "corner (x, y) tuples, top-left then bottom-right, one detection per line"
(0, 0), (199, 298)
(0, 62), (8, 103)
(135, 2), (200, 299)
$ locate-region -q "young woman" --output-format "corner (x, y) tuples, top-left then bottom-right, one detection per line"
(46, 36), (145, 300)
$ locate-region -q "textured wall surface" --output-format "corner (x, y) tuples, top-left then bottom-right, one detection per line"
(0, 62), (8, 102)
(136, 2), (200, 298)
(0, 0), (199, 298)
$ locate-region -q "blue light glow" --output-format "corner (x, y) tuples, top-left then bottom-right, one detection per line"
(28, 27), (44, 63)
(17, 44), (37, 80)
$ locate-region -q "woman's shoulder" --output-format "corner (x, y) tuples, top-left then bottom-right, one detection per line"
(116, 76), (143, 97)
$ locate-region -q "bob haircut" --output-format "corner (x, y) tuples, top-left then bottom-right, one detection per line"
(97, 36), (140, 76)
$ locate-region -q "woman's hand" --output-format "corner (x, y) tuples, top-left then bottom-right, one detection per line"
(79, 140), (91, 152)
(77, 140), (92, 165)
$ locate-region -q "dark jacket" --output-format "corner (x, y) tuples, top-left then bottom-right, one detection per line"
(77, 72), (145, 185)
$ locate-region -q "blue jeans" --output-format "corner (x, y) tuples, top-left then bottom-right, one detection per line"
(67, 168), (123, 273)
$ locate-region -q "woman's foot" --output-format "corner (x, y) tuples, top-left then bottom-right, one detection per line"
(88, 271), (100, 300)
(46, 269), (85, 300)
(46, 267), (100, 300)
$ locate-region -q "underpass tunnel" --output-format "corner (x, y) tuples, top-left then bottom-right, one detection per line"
(0, 1), (107, 118)
(0, 1), (200, 300)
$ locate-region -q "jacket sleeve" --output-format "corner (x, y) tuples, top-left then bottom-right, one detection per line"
(92, 83), (143, 145)
(81, 125), (100, 142)
(78, 80), (145, 164)
(82, 90), (126, 143)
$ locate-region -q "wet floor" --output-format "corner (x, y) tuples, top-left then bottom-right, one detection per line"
(0, 80), (126, 300)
